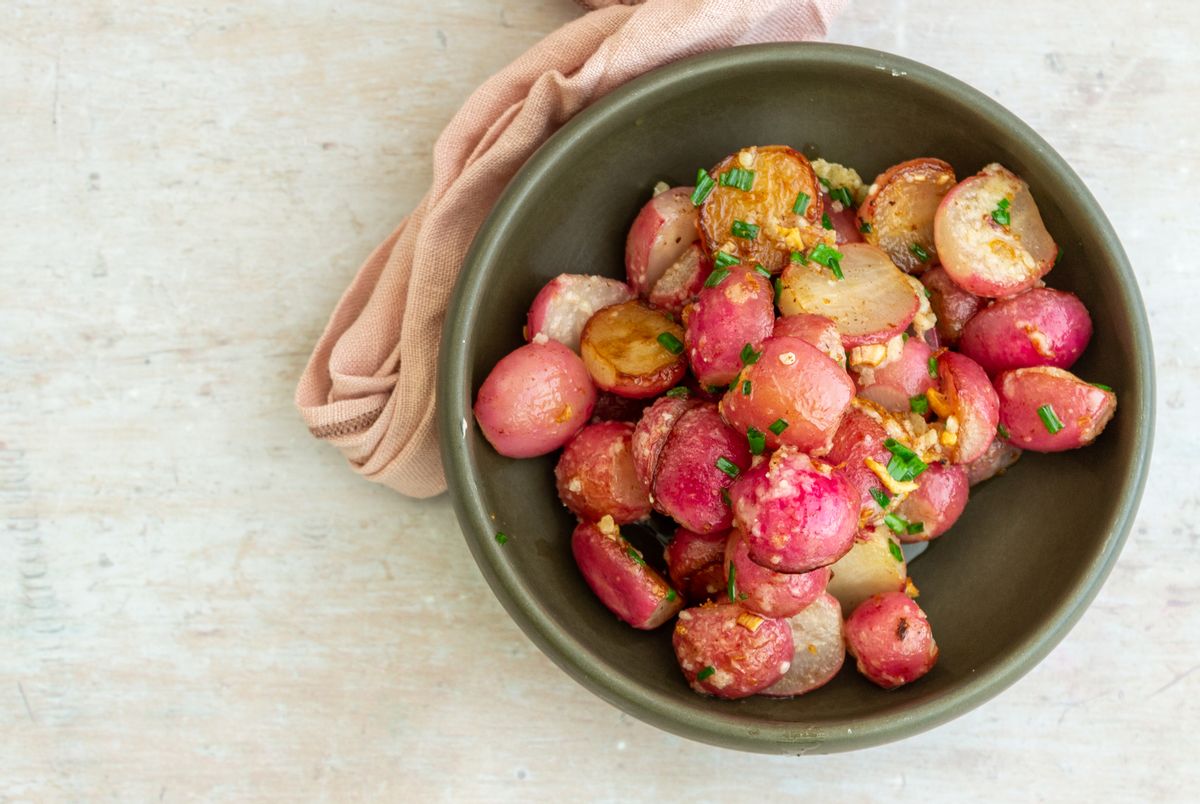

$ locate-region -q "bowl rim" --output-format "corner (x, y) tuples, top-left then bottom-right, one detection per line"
(437, 42), (1155, 754)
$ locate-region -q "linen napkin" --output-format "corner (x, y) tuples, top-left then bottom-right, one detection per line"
(295, 0), (847, 498)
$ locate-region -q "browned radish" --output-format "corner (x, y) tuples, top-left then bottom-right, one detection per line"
(698, 145), (824, 274)
(934, 163), (1058, 297)
(858, 158), (956, 274)
(777, 243), (920, 349)
(580, 300), (687, 399)
(625, 187), (701, 295)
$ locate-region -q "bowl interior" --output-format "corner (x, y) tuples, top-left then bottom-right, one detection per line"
(439, 44), (1152, 753)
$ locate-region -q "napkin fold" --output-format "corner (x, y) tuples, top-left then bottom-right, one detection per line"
(295, 0), (847, 498)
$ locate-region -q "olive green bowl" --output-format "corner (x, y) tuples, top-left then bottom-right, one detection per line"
(437, 43), (1153, 753)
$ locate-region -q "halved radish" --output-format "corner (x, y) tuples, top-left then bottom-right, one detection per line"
(858, 158), (956, 274)
(777, 243), (920, 349)
(625, 187), (701, 296)
(699, 145), (824, 274)
(761, 593), (846, 697)
(580, 300), (686, 398)
(921, 265), (984, 346)
(526, 274), (635, 352)
(647, 242), (712, 314)
(934, 350), (1000, 464)
(934, 163), (1058, 297)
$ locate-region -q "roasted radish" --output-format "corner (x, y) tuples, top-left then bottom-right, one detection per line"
(760, 593), (846, 697)
(647, 243), (712, 314)
(858, 158), (956, 274)
(572, 517), (683, 629)
(526, 274), (635, 352)
(672, 603), (793, 699)
(921, 265), (984, 345)
(555, 421), (651, 524)
(683, 264), (774, 387)
(995, 366), (1116, 452)
(580, 300), (687, 398)
(959, 288), (1093, 376)
(626, 186), (702, 295)
(845, 592), (938, 689)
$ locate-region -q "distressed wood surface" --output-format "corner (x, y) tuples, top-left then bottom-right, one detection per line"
(2, 1), (1197, 800)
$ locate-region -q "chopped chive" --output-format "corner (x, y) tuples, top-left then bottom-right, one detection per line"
(747, 426), (766, 455)
(928, 355), (939, 378)
(627, 547), (646, 566)
(907, 521), (925, 535)
(910, 394), (929, 415)
(740, 343), (761, 366)
(773, 277), (783, 298)
(859, 221), (873, 234)
(869, 487), (891, 509)
(1055, 248), (1064, 267)
(697, 665), (716, 681)
(1037, 404), (1064, 434)
(720, 487), (732, 507)
(902, 332), (910, 343)
(657, 332), (684, 355)
(830, 186), (855, 208)
(754, 264), (771, 278)
(495, 531), (508, 545)
(809, 243), (844, 281)
(731, 219), (760, 239)
(790, 249), (807, 264)
(741, 379), (752, 396)
(665, 386), (689, 398)
(997, 422), (1010, 440)
(991, 197), (1011, 226)
(887, 540), (904, 562)
(909, 242), (930, 262)
(691, 169), (716, 205)
(923, 287), (932, 299)
(714, 251), (741, 269)
(720, 168), (755, 192)
(883, 438), (928, 482)
(666, 588), (677, 602)
(792, 191), (811, 215)
(818, 176), (832, 190)
(821, 213), (834, 230)
(1091, 382), (1113, 392)
(716, 456), (740, 479)
(727, 563), (737, 602)
(705, 384), (724, 395)
(738, 592), (749, 601)
(705, 267), (731, 288)
(768, 418), (789, 436)
(884, 513), (908, 535)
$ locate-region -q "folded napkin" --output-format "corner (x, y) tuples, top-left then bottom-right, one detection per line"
(295, 0), (847, 498)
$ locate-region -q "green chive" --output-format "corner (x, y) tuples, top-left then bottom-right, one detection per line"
(1037, 404), (1064, 434)
(727, 563), (737, 602)
(860, 221), (873, 234)
(1055, 248), (1064, 267)
(738, 592), (749, 601)
(714, 251), (741, 269)
(884, 513), (908, 535)
(741, 379), (752, 396)
(666, 588), (677, 602)
(705, 384), (724, 395)
(923, 287), (932, 299)
(720, 487), (732, 507)
(910, 395), (929, 415)
(740, 343), (761, 365)
(705, 267), (731, 288)
(627, 547), (646, 566)
(657, 332), (684, 355)
(991, 197), (1011, 226)
(754, 264), (771, 278)
(720, 168), (755, 192)
(792, 191), (811, 215)
(773, 278), (783, 298)
(716, 456), (740, 479)
(821, 213), (834, 230)
(731, 219), (760, 239)
(768, 418), (789, 436)
(747, 426), (766, 455)
(790, 250), (807, 264)
(1091, 382), (1113, 392)
(869, 487), (890, 509)
(997, 422), (1011, 440)
(665, 386), (689, 399)
(928, 355), (939, 379)
(887, 540), (904, 562)
(691, 169), (716, 205)
(909, 242), (930, 262)
(883, 438), (928, 482)
(809, 243), (844, 280)
(830, 186), (855, 208)
(818, 176), (832, 190)
(907, 521), (925, 535)
(495, 531), (508, 545)
(697, 665), (716, 681)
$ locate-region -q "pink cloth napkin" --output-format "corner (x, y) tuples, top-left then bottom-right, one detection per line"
(295, 0), (847, 498)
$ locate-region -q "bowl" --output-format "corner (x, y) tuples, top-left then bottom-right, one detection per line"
(437, 43), (1154, 753)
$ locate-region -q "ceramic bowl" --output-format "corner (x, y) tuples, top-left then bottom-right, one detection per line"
(438, 43), (1153, 753)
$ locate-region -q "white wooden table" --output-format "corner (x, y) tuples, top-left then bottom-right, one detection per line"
(3, 1), (1197, 800)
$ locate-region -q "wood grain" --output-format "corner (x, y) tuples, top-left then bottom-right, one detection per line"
(2, 1), (1197, 800)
